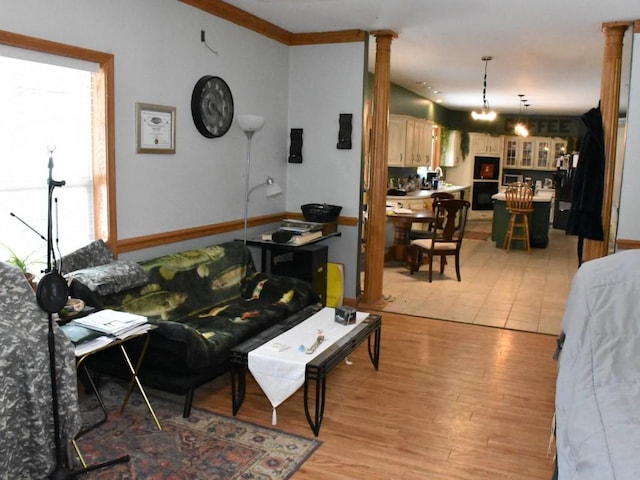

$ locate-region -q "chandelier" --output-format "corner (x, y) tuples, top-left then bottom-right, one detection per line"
(471, 56), (497, 121)
(514, 94), (530, 137)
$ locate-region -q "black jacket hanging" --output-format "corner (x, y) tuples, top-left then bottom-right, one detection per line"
(566, 104), (605, 265)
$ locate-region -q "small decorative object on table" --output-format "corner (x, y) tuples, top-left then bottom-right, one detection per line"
(301, 203), (342, 223)
(335, 305), (356, 325)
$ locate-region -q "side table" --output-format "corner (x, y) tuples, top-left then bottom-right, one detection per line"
(72, 327), (161, 468)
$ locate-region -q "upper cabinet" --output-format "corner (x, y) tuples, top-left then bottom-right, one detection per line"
(503, 136), (568, 170)
(387, 115), (434, 167)
(388, 116), (408, 166)
(469, 133), (503, 156)
(441, 130), (462, 167)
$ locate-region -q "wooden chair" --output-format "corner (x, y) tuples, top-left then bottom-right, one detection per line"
(409, 199), (470, 282)
(503, 182), (534, 252)
(409, 191), (454, 240)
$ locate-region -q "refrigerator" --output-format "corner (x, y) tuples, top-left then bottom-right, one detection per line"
(552, 155), (575, 230)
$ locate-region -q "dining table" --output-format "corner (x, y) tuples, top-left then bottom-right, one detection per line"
(385, 209), (436, 262)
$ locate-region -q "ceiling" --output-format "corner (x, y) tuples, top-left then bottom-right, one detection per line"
(220, 0), (639, 116)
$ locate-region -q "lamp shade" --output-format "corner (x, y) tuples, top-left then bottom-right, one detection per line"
(237, 114), (265, 132)
(265, 178), (282, 198)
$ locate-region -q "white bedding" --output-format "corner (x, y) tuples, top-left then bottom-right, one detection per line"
(555, 250), (640, 479)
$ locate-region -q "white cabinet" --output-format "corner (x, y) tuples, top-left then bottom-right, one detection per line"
(388, 116), (408, 166)
(469, 133), (503, 156)
(503, 136), (568, 170)
(442, 130), (462, 167)
(387, 115), (434, 167)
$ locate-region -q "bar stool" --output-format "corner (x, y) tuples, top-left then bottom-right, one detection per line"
(504, 182), (534, 252)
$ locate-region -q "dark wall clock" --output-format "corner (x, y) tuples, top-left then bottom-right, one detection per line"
(191, 75), (234, 138)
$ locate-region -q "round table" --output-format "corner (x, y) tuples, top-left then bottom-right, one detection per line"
(386, 210), (436, 262)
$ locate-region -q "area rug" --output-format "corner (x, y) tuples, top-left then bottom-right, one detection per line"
(73, 381), (321, 479)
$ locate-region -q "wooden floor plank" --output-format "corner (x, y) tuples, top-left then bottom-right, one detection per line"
(194, 311), (558, 479)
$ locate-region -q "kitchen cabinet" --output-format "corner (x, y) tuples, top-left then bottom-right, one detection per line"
(388, 116), (408, 166)
(503, 136), (568, 170)
(469, 133), (503, 156)
(441, 130), (462, 167)
(387, 115), (434, 167)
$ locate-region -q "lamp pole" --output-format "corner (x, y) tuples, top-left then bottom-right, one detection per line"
(242, 129), (255, 244)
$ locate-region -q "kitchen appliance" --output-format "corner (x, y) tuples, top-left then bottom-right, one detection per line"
(473, 156), (500, 180)
(472, 181), (499, 210)
(472, 156), (500, 210)
(503, 173), (523, 186)
(553, 165), (574, 230)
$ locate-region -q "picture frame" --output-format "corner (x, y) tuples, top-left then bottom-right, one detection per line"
(136, 102), (176, 154)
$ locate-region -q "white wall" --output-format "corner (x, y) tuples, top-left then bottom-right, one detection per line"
(0, 0), (289, 244)
(618, 31), (640, 243)
(287, 42), (366, 297)
(1, 0), (367, 297)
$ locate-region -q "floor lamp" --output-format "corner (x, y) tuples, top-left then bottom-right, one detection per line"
(237, 115), (282, 243)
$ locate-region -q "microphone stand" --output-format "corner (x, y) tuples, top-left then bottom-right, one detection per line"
(37, 148), (129, 479)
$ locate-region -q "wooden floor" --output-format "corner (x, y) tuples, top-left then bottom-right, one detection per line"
(194, 311), (558, 480)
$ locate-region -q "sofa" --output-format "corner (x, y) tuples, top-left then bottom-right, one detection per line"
(65, 240), (322, 416)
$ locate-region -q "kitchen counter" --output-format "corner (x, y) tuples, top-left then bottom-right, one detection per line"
(386, 184), (469, 200)
(491, 190), (554, 203)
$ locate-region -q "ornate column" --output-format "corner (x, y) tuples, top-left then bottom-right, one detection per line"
(583, 21), (630, 261)
(360, 30), (397, 309)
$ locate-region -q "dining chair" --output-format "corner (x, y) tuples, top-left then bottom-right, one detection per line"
(409, 199), (470, 282)
(503, 182), (534, 252)
(409, 191), (455, 240)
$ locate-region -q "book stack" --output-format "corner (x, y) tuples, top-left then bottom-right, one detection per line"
(61, 309), (152, 356)
(261, 219), (326, 245)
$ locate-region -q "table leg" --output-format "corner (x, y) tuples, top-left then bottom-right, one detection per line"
(119, 337), (162, 430)
(391, 224), (411, 261)
(368, 326), (382, 370)
(231, 363), (247, 415)
(304, 368), (326, 437)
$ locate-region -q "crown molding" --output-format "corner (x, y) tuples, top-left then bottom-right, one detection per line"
(179, 0), (365, 45)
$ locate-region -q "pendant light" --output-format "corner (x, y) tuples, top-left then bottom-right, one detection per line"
(514, 94), (530, 137)
(471, 56), (497, 121)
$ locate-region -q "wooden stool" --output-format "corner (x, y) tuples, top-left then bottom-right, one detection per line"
(503, 182), (534, 252)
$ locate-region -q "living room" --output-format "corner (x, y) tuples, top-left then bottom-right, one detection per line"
(2, 1), (640, 479)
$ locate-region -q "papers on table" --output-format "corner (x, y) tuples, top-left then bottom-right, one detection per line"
(72, 309), (147, 336)
(60, 309), (152, 356)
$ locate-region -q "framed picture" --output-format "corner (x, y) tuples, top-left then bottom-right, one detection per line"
(136, 102), (176, 153)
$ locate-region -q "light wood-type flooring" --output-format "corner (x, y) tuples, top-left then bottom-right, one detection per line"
(381, 220), (578, 335)
(195, 310), (558, 480)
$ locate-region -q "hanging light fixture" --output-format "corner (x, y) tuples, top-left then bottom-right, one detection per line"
(514, 94), (530, 137)
(471, 56), (497, 121)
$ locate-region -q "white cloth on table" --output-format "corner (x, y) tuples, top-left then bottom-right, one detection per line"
(248, 307), (368, 424)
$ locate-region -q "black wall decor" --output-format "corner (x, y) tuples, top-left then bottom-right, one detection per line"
(337, 113), (352, 149)
(288, 128), (303, 163)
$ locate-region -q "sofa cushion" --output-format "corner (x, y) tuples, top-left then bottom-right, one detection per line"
(60, 239), (115, 275)
(66, 259), (149, 296)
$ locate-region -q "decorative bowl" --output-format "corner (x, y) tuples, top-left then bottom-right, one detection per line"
(60, 298), (85, 317)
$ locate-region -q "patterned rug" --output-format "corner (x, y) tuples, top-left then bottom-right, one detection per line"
(73, 381), (321, 479)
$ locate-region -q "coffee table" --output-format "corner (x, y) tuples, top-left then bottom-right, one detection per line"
(230, 307), (381, 436)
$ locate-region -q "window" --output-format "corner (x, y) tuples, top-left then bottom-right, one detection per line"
(0, 30), (116, 273)
(0, 56), (95, 267)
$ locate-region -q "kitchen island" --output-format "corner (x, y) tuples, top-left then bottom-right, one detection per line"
(491, 190), (554, 249)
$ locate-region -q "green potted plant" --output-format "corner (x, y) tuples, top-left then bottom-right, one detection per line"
(1, 244), (43, 289)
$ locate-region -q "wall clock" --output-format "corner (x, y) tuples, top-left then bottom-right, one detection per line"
(191, 75), (234, 138)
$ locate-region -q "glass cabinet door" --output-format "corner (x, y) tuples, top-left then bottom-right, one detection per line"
(521, 140), (533, 168)
(536, 140), (550, 169)
(505, 138), (518, 167)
